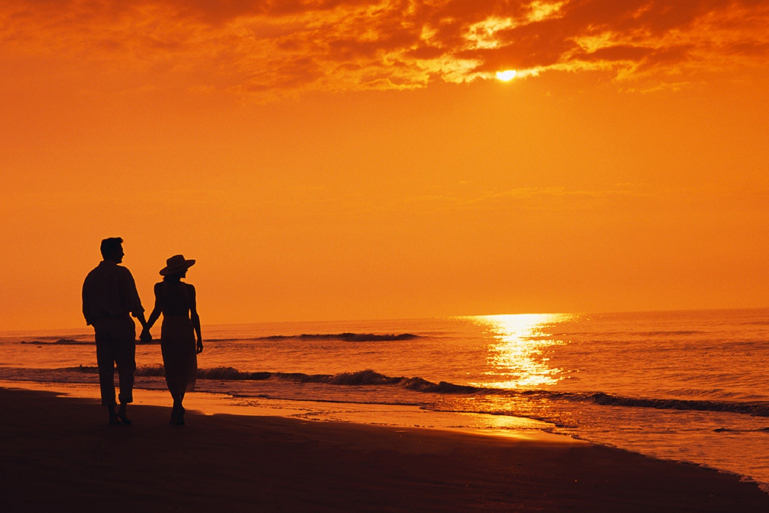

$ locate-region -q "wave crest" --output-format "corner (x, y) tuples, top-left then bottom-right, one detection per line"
(20, 332), (417, 346)
(206, 333), (418, 343)
(59, 365), (769, 417)
(588, 392), (769, 417)
(21, 339), (89, 345)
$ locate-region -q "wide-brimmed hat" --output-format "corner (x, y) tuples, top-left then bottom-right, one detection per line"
(160, 254), (196, 276)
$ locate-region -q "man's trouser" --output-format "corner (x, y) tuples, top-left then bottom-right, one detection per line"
(93, 315), (136, 407)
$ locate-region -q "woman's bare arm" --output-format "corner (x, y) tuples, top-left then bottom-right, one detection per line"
(142, 283), (164, 338)
(189, 284), (203, 353)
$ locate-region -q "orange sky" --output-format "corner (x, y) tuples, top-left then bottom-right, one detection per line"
(2, 0), (769, 330)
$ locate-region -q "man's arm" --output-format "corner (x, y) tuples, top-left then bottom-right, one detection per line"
(82, 273), (94, 326)
(121, 268), (147, 329)
(135, 311), (148, 330)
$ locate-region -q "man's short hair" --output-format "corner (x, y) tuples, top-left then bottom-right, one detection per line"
(100, 237), (124, 259)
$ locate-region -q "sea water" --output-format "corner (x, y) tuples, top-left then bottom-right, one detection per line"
(1, 309), (768, 490)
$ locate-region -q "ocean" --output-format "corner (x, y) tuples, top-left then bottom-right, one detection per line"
(1, 308), (768, 491)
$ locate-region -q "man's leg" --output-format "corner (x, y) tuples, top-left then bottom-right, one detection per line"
(94, 325), (120, 424)
(94, 328), (117, 408)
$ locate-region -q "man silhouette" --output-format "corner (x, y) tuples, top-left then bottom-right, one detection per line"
(82, 237), (147, 425)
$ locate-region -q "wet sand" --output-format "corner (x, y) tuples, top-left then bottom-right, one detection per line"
(1, 386), (768, 512)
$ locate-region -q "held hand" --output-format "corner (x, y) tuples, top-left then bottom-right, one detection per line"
(196, 339), (203, 354)
(139, 329), (152, 343)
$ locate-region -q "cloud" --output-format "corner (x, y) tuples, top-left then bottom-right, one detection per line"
(405, 184), (667, 214)
(2, 0), (768, 96)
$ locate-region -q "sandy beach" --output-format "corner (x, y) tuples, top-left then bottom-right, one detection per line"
(1, 386), (768, 512)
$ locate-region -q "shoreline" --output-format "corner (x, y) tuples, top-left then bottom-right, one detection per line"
(2, 385), (769, 512)
(0, 379), (570, 442)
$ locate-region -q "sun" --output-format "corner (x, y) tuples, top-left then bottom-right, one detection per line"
(496, 70), (517, 81)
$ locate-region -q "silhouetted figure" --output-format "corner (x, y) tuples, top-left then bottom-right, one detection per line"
(82, 237), (147, 425)
(141, 255), (202, 425)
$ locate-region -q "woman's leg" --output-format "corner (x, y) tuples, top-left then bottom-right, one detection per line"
(170, 391), (186, 424)
(177, 392), (186, 424)
(170, 390), (180, 423)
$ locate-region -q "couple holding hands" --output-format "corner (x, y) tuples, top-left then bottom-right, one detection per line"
(82, 237), (202, 426)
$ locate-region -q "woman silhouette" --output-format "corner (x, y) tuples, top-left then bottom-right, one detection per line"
(142, 255), (202, 425)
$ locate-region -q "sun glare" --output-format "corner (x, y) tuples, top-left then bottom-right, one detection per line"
(468, 314), (574, 388)
(496, 70), (517, 81)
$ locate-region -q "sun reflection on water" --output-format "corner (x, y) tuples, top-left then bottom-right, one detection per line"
(468, 314), (573, 389)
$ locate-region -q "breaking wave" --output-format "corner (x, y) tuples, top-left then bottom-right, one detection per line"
(586, 392), (769, 417)
(21, 332), (418, 346)
(205, 333), (419, 343)
(20, 339), (90, 345)
(61, 365), (769, 417)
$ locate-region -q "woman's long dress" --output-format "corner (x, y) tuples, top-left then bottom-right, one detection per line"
(159, 281), (197, 394)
